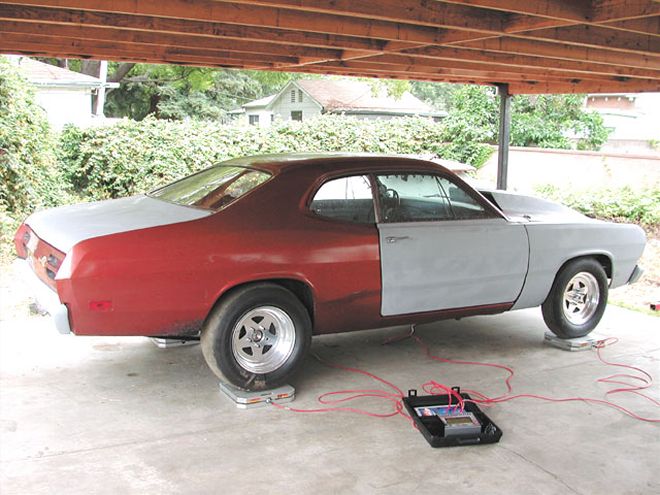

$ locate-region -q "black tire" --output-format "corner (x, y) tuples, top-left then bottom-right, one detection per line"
(201, 283), (312, 390)
(541, 258), (608, 339)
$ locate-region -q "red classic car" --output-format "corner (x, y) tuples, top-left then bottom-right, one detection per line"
(16, 154), (645, 390)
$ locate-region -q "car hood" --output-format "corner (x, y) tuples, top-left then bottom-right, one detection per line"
(25, 195), (211, 252)
(481, 189), (592, 223)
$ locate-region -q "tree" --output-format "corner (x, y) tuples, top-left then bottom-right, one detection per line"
(438, 84), (609, 151)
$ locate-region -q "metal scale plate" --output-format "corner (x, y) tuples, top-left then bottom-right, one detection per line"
(543, 332), (604, 351)
(218, 381), (295, 409)
(150, 337), (199, 348)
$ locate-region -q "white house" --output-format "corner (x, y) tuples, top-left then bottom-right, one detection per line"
(15, 57), (118, 129)
(585, 92), (660, 153)
(231, 79), (445, 127)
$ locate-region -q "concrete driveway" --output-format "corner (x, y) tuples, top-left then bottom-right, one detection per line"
(1, 271), (659, 494)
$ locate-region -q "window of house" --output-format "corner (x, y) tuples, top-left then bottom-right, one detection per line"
(291, 111), (303, 122)
(290, 90), (296, 103)
(298, 89), (303, 103)
(375, 173), (490, 223)
(310, 175), (375, 224)
(248, 115), (259, 126)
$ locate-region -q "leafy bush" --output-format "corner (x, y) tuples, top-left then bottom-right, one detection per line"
(444, 86), (609, 152)
(59, 115), (491, 200)
(0, 204), (20, 263)
(535, 184), (660, 226)
(511, 94), (609, 150)
(0, 57), (64, 216)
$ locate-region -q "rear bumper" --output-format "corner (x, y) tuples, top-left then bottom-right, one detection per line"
(627, 265), (644, 285)
(18, 260), (71, 335)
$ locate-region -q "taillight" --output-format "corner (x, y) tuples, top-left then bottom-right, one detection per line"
(14, 223), (30, 259)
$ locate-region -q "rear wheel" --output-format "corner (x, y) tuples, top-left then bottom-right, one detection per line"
(541, 258), (608, 338)
(201, 283), (311, 390)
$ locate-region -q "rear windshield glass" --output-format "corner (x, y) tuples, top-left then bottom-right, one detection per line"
(149, 166), (270, 211)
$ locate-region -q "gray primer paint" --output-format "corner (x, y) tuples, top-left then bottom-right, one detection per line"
(378, 218), (529, 316)
(485, 190), (588, 223)
(513, 221), (646, 310)
(26, 195), (211, 252)
(379, 191), (646, 316)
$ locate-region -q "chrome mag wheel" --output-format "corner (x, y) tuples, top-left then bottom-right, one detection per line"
(231, 306), (296, 374)
(562, 272), (600, 325)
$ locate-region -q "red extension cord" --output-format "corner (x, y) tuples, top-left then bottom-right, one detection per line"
(270, 327), (660, 424)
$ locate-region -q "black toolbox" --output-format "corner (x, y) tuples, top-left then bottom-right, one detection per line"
(402, 387), (503, 448)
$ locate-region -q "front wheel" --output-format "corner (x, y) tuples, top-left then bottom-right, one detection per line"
(541, 258), (608, 339)
(201, 283), (312, 390)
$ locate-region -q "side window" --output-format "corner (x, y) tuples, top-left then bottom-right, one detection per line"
(375, 174), (490, 223)
(310, 175), (375, 224)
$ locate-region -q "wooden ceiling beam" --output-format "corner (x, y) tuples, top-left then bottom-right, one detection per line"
(0, 4), (392, 51)
(0, 20), (343, 61)
(0, 42), (271, 70)
(222, 0), (570, 34)
(358, 54), (648, 82)
(509, 78), (660, 93)
(295, 62), (660, 93)
(458, 37), (660, 70)
(7, 13), (654, 81)
(510, 24), (660, 55)
(5, 10), (656, 81)
(284, 65), (496, 85)
(0, 33), (297, 65)
(440, 1), (660, 23)
(316, 59), (614, 84)
(599, 16), (660, 36)
(590, 0), (660, 23)
(400, 45), (660, 79)
(0, 1), (457, 45)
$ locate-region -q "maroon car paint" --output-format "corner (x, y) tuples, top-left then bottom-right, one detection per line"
(17, 156), (512, 337)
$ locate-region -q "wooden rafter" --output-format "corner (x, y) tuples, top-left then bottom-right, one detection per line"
(0, 0), (657, 94)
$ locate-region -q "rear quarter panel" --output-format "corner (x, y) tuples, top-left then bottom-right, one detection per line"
(57, 166), (382, 336)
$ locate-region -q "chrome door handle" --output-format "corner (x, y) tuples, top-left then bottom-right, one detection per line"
(386, 236), (410, 243)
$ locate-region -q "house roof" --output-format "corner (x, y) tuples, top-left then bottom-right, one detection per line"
(17, 57), (106, 88)
(243, 94), (276, 109)
(249, 79), (444, 117)
(291, 79), (442, 116)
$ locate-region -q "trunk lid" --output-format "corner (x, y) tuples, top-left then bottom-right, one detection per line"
(25, 194), (211, 253)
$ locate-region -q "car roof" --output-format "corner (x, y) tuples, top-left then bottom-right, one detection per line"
(221, 153), (449, 174)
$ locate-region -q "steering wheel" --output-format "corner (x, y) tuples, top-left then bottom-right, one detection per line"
(383, 188), (400, 206)
(382, 188), (405, 222)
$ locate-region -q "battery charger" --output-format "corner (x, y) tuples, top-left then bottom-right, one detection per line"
(402, 387), (503, 447)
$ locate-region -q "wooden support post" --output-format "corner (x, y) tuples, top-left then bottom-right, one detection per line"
(496, 83), (511, 190)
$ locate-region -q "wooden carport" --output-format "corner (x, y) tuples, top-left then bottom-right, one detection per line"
(1, 0), (659, 187)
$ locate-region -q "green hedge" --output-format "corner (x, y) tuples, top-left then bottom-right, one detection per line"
(58, 115), (492, 200)
(0, 58), (63, 215)
(536, 184), (660, 227)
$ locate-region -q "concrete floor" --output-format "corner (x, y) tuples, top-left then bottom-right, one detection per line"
(1, 298), (659, 494)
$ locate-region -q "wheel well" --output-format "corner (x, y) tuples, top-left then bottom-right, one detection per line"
(560, 254), (612, 279)
(213, 279), (315, 324)
(592, 254), (612, 279)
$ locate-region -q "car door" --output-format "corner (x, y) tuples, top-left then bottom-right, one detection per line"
(375, 172), (529, 316)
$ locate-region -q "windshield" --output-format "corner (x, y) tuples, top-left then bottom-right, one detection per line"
(149, 166), (271, 211)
